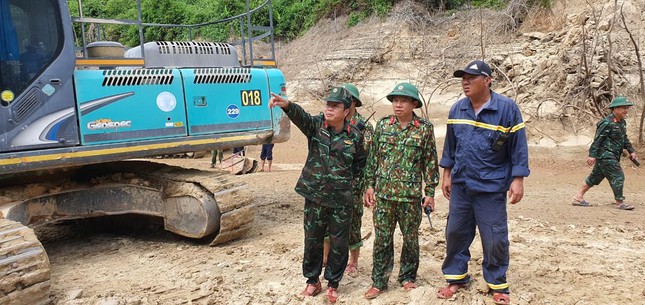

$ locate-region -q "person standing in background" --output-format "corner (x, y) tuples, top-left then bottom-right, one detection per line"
(259, 143), (274, 172)
(210, 149), (223, 168)
(233, 146), (245, 157)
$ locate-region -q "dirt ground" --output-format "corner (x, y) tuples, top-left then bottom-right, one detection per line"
(37, 100), (645, 305)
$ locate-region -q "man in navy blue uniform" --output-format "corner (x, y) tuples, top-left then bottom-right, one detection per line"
(437, 60), (530, 305)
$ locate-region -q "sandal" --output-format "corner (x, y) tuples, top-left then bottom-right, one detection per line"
(616, 203), (635, 210)
(402, 281), (417, 291)
(345, 263), (358, 276)
(326, 287), (338, 304)
(364, 286), (382, 299)
(493, 292), (510, 305)
(572, 199), (592, 207)
(301, 282), (322, 296)
(437, 283), (465, 299)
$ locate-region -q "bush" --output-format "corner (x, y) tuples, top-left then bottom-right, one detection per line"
(67, 0), (551, 45)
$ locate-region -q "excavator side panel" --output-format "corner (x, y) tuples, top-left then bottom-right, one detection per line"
(74, 69), (189, 145)
(182, 67), (274, 135)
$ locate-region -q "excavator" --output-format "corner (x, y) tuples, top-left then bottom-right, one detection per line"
(0, 0), (289, 303)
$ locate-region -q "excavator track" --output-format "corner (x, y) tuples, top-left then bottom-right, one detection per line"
(127, 161), (256, 245)
(0, 161), (253, 305)
(2, 160), (255, 245)
(0, 219), (51, 305)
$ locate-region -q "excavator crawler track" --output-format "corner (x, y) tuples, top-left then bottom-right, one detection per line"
(0, 219), (51, 305)
(121, 161), (256, 245)
(2, 160), (255, 245)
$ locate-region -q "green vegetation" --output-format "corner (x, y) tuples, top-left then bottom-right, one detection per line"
(67, 0), (549, 46)
(471, 0), (506, 9)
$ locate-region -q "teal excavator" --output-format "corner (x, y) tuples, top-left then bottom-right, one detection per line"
(0, 0), (289, 303)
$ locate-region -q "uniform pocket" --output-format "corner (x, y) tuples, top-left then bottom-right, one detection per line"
(377, 135), (423, 182)
(608, 125), (623, 140)
(333, 179), (351, 190)
(477, 129), (499, 151)
(491, 225), (509, 266)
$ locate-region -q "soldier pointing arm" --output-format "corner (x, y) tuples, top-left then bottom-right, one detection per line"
(269, 87), (367, 303)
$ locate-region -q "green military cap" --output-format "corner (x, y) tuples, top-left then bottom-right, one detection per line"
(341, 83), (362, 107)
(386, 82), (422, 108)
(325, 86), (352, 108)
(608, 96), (634, 108)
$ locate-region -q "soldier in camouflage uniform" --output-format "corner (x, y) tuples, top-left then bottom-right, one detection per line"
(269, 86), (367, 303)
(362, 82), (439, 299)
(322, 83), (374, 276)
(572, 96), (638, 210)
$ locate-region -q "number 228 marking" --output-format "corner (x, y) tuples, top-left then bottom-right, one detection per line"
(240, 90), (262, 106)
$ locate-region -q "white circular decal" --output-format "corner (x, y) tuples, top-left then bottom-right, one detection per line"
(156, 92), (177, 112)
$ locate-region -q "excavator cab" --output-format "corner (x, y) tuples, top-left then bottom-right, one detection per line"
(1, 0), (76, 153)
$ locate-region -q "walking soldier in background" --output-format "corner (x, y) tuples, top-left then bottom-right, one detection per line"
(572, 96), (638, 210)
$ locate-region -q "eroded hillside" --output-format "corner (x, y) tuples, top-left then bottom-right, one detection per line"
(278, 0), (645, 144)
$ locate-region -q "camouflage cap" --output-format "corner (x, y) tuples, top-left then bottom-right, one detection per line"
(341, 83), (362, 107)
(608, 96), (634, 108)
(325, 86), (352, 108)
(386, 82), (422, 108)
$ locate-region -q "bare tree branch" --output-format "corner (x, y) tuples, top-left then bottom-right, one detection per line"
(619, 4), (645, 145)
(605, 0), (617, 97)
(480, 8), (485, 59)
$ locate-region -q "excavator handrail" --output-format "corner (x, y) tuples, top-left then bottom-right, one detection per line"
(70, 1), (268, 30)
(71, 0), (276, 67)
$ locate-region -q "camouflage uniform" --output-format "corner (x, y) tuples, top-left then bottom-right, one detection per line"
(210, 149), (223, 166)
(284, 102), (367, 289)
(364, 113), (439, 289)
(347, 111), (374, 251)
(585, 113), (635, 200)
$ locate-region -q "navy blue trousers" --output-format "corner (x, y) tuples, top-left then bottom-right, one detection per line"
(441, 183), (510, 293)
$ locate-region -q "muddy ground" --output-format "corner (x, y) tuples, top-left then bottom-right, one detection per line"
(37, 100), (645, 305)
